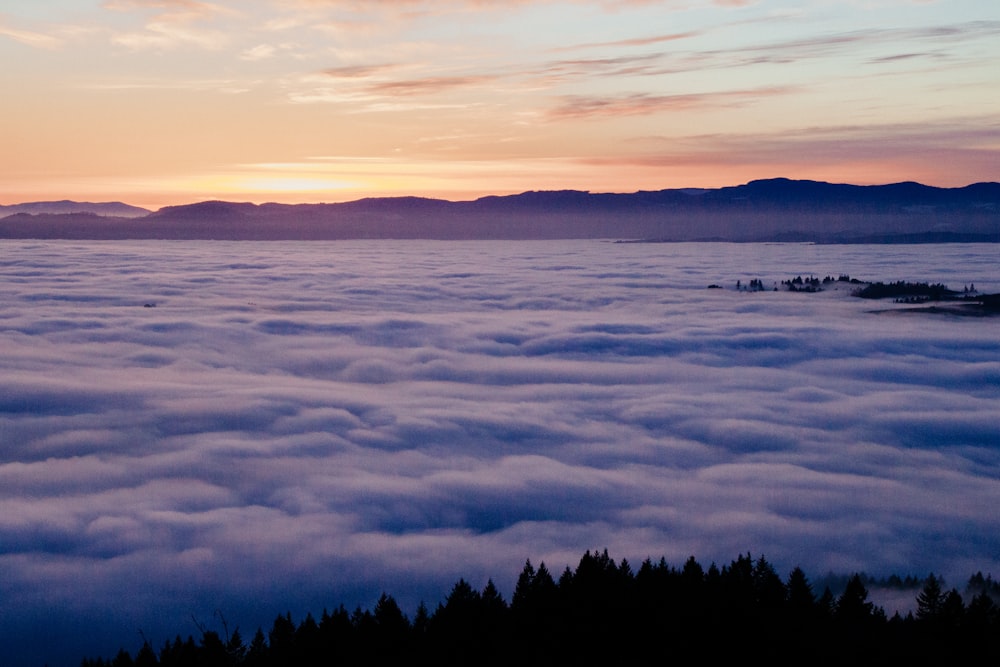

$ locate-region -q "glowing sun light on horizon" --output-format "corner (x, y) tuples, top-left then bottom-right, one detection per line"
(238, 176), (360, 193)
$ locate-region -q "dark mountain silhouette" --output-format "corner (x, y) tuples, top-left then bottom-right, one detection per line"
(1, 179), (997, 241)
(0, 200), (150, 219)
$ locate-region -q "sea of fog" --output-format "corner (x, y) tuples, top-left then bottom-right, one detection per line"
(2, 240), (999, 665)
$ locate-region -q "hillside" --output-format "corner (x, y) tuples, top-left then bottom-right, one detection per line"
(0, 200), (150, 219)
(1, 179), (997, 241)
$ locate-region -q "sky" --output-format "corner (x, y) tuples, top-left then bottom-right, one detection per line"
(1, 0), (999, 210)
(2, 239), (1000, 665)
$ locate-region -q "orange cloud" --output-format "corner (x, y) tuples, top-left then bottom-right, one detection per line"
(366, 74), (499, 96)
(321, 64), (401, 78)
(0, 21), (62, 49)
(104, 0), (236, 49)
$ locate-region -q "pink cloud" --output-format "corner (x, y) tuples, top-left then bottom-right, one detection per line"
(547, 86), (791, 120)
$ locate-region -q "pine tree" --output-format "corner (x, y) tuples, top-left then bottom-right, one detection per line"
(268, 612), (296, 666)
(372, 593), (410, 661)
(916, 574), (944, 621)
(412, 601), (431, 637)
(243, 628), (268, 667)
(481, 579), (507, 615)
(786, 566), (817, 614)
(318, 605), (353, 664)
(681, 555), (704, 584)
(198, 631), (229, 666)
(225, 628), (246, 665)
(836, 574), (875, 623)
(511, 560), (536, 612)
(940, 589), (965, 626)
(133, 642), (157, 667)
(110, 648), (134, 667)
(752, 556), (786, 609)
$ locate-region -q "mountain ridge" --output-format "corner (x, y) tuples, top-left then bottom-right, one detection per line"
(0, 200), (151, 218)
(2, 178), (998, 242)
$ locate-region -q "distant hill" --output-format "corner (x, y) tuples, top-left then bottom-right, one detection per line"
(0, 179), (997, 242)
(0, 200), (150, 219)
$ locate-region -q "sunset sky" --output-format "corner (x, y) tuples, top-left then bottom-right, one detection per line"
(2, 0), (998, 209)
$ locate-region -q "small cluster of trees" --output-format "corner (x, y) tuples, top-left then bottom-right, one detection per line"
(82, 551), (1000, 667)
(853, 280), (957, 300)
(783, 275), (824, 292)
(781, 274), (861, 292)
(732, 274), (865, 293)
(722, 273), (999, 314)
(827, 274), (863, 284)
(736, 278), (774, 292)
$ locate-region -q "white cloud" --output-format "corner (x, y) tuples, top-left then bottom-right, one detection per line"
(240, 42), (277, 60)
(1, 239), (999, 665)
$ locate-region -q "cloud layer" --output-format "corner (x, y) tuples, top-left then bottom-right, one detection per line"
(2, 239), (999, 664)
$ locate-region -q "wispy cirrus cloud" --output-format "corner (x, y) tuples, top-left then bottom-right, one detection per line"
(550, 29), (704, 52)
(533, 52), (672, 84)
(103, 0), (237, 50)
(320, 63), (405, 79)
(365, 74), (500, 96)
(548, 86), (791, 119)
(0, 20), (62, 49)
(605, 116), (1000, 168)
(101, 0), (229, 15)
(710, 20), (1000, 67)
(290, 64), (499, 108)
(110, 22), (229, 50)
(0, 16), (99, 50)
(545, 19), (1000, 82)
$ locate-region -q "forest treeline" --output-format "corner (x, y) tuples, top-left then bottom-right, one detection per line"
(82, 551), (1000, 667)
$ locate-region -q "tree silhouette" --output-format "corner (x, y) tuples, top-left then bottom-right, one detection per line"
(786, 566), (816, 613)
(242, 629), (267, 667)
(267, 612), (296, 667)
(511, 559), (536, 612)
(133, 642), (158, 667)
(966, 590), (997, 627)
(111, 648), (135, 667)
(753, 556), (787, 610)
(372, 593), (410, 662)
(158, 635), (198, 667)
(72, 549), (1000, 667)
(479, 578), (509, 657)
(916, 574), (945, 621)
(198, 631), (231, 667)
(510, 559), (560, 663)
(940, 589), (965, 627)
(836, 574), (875, 622)
(293, 612), (322, 667)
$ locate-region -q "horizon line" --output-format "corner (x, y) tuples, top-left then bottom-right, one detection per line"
(5, 176), (1000, 214)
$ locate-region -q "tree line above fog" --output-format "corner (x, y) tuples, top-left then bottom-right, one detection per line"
(82, 550), (1000, 667)
(2, 178), (998, 242)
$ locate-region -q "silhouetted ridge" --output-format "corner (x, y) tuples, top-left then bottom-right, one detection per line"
(473, 190), (595, 209)
(3, 178), (998, 241)
(149, 201), (259, 221)
(337, 196), (457, 214)
(0, 200), (150, 218)
(709, 178), (983, 208)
